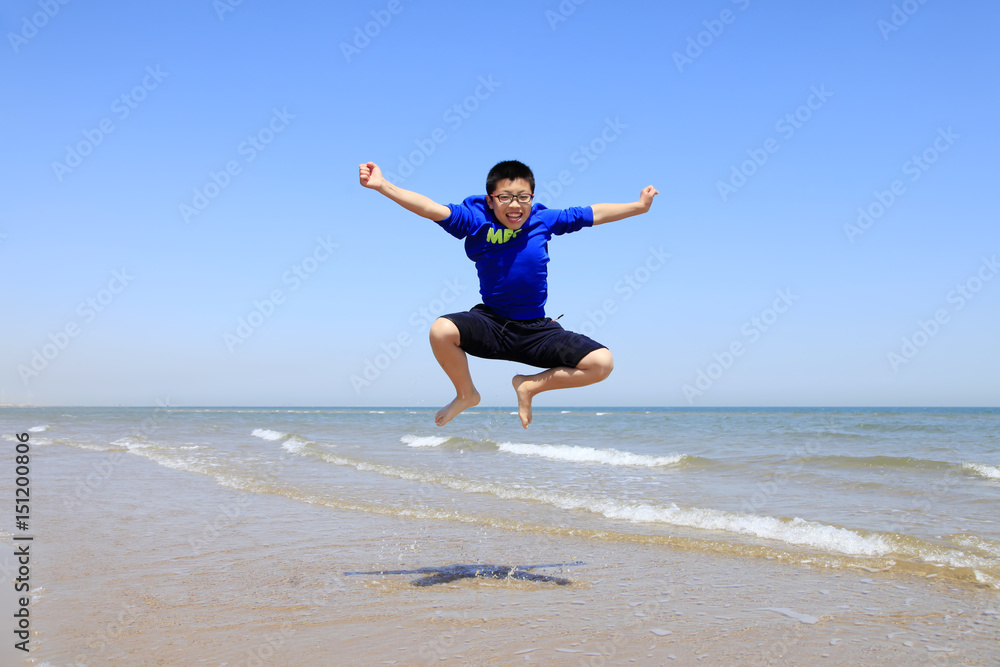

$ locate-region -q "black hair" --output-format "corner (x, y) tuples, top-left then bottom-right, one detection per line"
(486, 160), (535, 196)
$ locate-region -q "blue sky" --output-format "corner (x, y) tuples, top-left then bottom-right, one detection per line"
(2, 0), (998, 408)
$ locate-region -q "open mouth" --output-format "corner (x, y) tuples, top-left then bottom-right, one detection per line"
(505, 210), (524, 225)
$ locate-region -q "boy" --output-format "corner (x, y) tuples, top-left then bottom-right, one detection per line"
(359, 159), (657, 428)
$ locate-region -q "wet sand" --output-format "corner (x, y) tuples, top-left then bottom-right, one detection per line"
(3, 444), (997, 666)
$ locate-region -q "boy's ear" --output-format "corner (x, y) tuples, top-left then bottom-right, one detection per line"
(485, 194), (495, 210)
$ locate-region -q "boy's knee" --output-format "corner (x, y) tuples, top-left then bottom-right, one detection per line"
(598, 349), (614, 379)
(429, 317), (459, 345)
(583, 348), (614, 380)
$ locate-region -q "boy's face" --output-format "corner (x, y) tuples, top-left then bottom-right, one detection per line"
(487, 178), (533, 231)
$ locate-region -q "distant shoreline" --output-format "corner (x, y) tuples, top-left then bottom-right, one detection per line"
(3, 405), (998, 411)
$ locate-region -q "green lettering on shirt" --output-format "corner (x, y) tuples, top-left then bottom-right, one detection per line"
(487, 227), (521, 244)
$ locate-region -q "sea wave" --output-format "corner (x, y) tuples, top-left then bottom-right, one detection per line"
(99, 435), (224, 475)
(792, 455), (951, 471)
(276, 443), (1000, 582)
(498, 442), (686, 467)
(72, 429), (996, 590)
(280, 444), (892, 556)
(3, 432), (55, 446)
(963, 462), (1000, 480)
(498, 490), (898, 557)
(949, 534), (1000, 558)
(281, 436), (312, 454)
(401, 435), (452, 448)
(252, 429), (288, 441)
(111, 435), (151, 449)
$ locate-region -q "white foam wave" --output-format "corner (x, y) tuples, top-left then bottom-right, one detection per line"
(252, 429), (287, 441)
(3, 432), (52, 445)
(498, 442), (685, 467)
(282, 436), (311, 454)
(16, 433), (114, 451)
(950, 534), (1000, 558)
(508, 487), (886, 556)
(28, 425), (49, 432)
(964, 462), (1000, 480)
(253, 443), (1000, 576)
(401, 435), (451, 448)
(71, 442), (123, 452)
(103, 437), (222, 475)
(133, 451), (218, 474)
(284, 442), (890, 557)
(111, 436), (150, 450)
(527, 492), (896, 556)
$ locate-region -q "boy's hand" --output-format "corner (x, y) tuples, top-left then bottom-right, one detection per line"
(639, 185), (659, 211)
(359, 161), (385, 190)
(357, 160), (450, 221)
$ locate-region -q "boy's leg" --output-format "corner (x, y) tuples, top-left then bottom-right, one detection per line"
(512, 348), (614, 428)
(429, 317), (481, 426)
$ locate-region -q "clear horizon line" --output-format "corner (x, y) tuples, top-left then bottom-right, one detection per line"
(3, 404), (998, 410)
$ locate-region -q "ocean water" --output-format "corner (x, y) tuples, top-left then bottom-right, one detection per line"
(4, 406), (1000, 590)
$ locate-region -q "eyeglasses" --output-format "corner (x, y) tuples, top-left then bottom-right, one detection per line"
(491, 193), (534, 204)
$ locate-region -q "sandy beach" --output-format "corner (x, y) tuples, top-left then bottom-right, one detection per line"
(2, 441), (996, 666)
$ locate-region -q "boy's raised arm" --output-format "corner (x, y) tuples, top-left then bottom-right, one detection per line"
(359, 161), (451, 222)
(591, 185), (659, 225)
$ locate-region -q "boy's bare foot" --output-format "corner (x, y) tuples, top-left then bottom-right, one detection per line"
(435, 391), (480, 427)
(512, 375), (534, 429)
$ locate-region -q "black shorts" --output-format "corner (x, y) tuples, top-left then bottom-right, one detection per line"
(442, 304), (606, 369)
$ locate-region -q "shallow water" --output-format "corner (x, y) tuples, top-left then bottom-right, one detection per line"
(5, 406), (999, 590)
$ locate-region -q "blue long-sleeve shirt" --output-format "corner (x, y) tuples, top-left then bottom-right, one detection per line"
(436, 196), (594, 320)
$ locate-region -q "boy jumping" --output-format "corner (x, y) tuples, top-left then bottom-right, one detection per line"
(359, 160), (657, 428)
